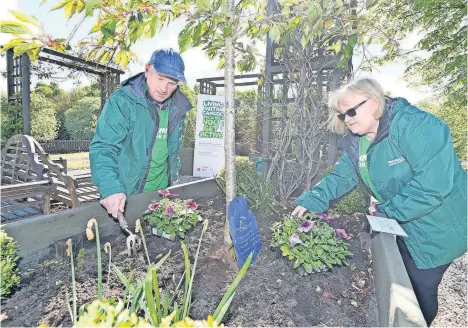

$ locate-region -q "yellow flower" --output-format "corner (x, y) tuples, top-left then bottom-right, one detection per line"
(104, 242), (111, 254)
(66, 239), (72, 257)
(87, 218), (97, 229)
(86, 228), (95, 241)
(135, 219), (141, 233)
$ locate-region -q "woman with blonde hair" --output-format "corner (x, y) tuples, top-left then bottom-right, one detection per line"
(292, 78), (467, 326)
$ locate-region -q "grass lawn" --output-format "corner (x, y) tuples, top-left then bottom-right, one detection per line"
(50, 152), (89, 160)
(50, 152), (89, 170)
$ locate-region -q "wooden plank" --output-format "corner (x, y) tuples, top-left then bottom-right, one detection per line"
(1, 200), (43, 212)
(3, 178), (219, 264)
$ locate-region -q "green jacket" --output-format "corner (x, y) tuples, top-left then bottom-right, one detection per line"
(297, 97), (467, 269)
(90, 73), (192, 198)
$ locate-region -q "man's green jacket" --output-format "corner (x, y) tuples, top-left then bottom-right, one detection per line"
(90, 73), (192, 199)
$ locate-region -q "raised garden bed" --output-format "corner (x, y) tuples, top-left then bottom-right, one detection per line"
(1, 189), (378, 326)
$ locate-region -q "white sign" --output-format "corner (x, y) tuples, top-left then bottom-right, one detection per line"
(366, 215), (408, 238)
(193, 94), (225, 178)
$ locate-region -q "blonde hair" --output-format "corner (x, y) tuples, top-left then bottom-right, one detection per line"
(327, 78), (385, 134)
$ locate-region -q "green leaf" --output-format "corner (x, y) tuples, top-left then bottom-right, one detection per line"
(50, 0), (72, 10)
(1, 38), (26, 51)
(101, 19), (117, 38)
(304, 263), (313, 274)
(85, 0), (101, 15)
(144, 276), (158, 326)
(178, 25), (192, 53)
(348, 34), (358, 48)
(196, 0), (211, 11)
(64, 0), (77, 19)
(9, 10), (41, 28)
(223, 25), (233, 37)
(0, 21), (33, 35)
(13, 42), (41, 57)
(213, 253), (253, 323)
(301, 34), (307, 49)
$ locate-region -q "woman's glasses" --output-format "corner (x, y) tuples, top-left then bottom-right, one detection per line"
(337, 99), (369, 121)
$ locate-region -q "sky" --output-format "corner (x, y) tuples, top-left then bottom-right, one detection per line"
(1, 0), (433, 103)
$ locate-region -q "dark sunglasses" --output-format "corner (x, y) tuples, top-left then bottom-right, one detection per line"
(337, 99), (369, 121)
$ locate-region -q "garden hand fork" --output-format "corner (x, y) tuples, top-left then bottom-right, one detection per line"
(117, 212), (141, 257)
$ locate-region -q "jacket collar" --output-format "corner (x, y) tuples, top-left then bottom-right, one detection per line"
(120, 72), (193, 113)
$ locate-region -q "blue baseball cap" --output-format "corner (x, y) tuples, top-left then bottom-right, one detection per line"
(148, 48), (186, 83)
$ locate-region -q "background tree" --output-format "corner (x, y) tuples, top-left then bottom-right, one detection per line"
(30, 92), (59, 141)
(0, 94), (22, 146)
(64, 96), (101, 140)
(363, 0), (467, 109)
(418, 98), (467, 162)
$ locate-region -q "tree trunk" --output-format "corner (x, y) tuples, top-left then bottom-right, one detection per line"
(223, 0), (236, 246)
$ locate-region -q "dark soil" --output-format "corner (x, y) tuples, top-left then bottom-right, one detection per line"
(1, 197), (378, 327)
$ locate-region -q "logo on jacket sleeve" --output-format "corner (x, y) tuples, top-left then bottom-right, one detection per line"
(388, 157), (406, 166)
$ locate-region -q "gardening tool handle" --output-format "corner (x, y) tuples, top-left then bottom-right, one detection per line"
(117, 212), (129, 230)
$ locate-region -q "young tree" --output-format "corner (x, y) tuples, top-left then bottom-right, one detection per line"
(0, 0), (358, 243)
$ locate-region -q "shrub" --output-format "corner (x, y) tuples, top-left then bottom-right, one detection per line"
(320, 167), (368, 215)
(334, 188), (368, 215)
(0, 94), (22, 146)
(0, 230), (21, 298)
(271, 214), (352, 275)
(217, 158), (277, 214)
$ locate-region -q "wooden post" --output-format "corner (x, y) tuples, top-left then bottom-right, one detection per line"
(21, 54), (31, 135)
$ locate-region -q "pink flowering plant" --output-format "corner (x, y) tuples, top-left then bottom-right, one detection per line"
(271, 213), (352, 275)
(143, 190), (201, 240)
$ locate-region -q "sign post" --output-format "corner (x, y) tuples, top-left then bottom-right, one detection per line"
(193, 94), (226, 177)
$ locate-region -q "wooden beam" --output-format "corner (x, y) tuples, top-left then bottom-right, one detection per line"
(3, 178), (220, 267)
(41, 48), (124, 74)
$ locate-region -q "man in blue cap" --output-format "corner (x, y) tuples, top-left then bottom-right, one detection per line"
(90, 49), (193, 218)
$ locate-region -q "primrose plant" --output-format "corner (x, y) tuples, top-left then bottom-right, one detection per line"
(271, 213), (352, 275)
(143, 189), (202, 240)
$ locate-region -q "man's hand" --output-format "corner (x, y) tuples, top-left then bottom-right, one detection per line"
(100, 192), (126, 218)
(291, 205), (308, 217)
(368, 196), (378, 215)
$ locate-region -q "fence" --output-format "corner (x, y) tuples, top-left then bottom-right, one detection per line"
(39, 140), (90, 154)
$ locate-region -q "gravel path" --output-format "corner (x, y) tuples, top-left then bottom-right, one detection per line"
(433, 253), (467, 327)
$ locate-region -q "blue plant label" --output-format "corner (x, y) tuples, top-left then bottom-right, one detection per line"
(228, 196), (262, 268)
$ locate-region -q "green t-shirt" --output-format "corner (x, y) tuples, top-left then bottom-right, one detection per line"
(358, 136), (383, 202)
(143, 101), (170, 192)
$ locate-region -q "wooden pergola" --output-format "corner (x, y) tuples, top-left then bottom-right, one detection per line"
(5, 47), (124, 135)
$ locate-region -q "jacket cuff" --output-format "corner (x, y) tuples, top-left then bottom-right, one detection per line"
(99, 184), (126, 199)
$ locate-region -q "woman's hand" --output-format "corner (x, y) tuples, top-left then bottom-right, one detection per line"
(368, 196), (378, 215)
(291, 205), (308, 217)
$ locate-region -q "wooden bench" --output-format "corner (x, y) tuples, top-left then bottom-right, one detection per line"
(32, 140), (100, 207)
(1, 135), (56, 222)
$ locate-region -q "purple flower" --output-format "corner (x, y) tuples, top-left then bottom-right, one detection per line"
(297, 220), (314, 233)
(317, 213), (331, 221)
(335, 229), (349, 239)
(165, 204), (175, 216)
(158, 189), (179, 197)
(148, 202), (161, 211)
(330, 220), (338, 228)
(289, 233), (304, 248)
(159, 189), (170, 197)
(185, 199), (198, 210)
